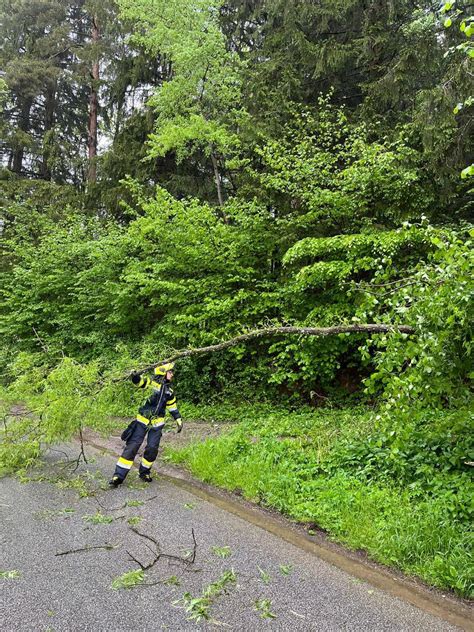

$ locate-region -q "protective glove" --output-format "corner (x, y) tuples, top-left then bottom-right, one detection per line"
(155, 362), (175, 376)
(176, 419), (183, 434)
(130, 371), (141, 385)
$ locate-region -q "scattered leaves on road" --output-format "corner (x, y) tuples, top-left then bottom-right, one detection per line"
(257, 566), (271, 584)
(211, 545), (232, 559)
(255, 598), (277, 619)
(83, 511), (114, 524)
(0, 570), (21, 579)
(111, 569), (145, 590)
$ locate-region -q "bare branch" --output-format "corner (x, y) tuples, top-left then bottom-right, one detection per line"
(129, 527), (198, 568)
(70, 427), (88, 472)
(126, 549), (152, 570)
(55, 543), (118, 556)
(124, 324), (415, 377)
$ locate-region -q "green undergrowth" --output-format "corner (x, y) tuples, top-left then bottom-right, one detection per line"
(165, 404), (474, 598)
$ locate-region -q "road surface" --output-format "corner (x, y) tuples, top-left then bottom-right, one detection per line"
(0, 445), (471, 631)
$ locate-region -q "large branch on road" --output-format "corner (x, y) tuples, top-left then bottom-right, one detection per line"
(133, 324), (415, 375)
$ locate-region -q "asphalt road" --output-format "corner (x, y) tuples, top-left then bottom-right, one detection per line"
(0, 447), (467, 631)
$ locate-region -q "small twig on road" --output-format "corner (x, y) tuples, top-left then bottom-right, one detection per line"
(94, 495), (158, 512)
(126, 549), (154, 571)
(55, 543), (119, 556)
(130, 526), (160, 547)
(128, 526), (198, 571)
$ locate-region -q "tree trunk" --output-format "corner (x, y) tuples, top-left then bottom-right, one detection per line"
(12, 98), (32, 174)
(87, 14), (100, 183)
(211, 152), (224, 206)
(211, 152), (228, 223)
(40, 83), (57, 180)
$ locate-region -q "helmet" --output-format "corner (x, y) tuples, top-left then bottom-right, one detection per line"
(154, 362), (175, 376)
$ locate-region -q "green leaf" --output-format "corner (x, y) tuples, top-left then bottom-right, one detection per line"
(0, 570), (21, 579)
(258, 566), (271, 584)
(444, 17), (452, 27)
(279, 564), (293, 576)
(211, 545), (232, 559)
(111, 569), (145, 590)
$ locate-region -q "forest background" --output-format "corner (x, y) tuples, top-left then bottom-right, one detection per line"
(0, 0), (472, 597)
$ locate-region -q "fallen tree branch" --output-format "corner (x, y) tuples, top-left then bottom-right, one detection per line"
(130, 324), (415, 376)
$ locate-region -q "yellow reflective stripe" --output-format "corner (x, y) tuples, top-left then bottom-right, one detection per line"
(151, 381), (162, 389)
(141, 457), (154, 469)
(117, 457), (133, 469)
(136, 414), (150, 425)
(166, 399), (177, 407)
(150, 417), (165, 426)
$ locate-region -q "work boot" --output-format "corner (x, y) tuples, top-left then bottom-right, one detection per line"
(139, 472), (153, 483)
(109, 475), (123, 488)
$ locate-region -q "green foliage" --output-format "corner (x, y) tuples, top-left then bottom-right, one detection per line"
(0, 570), (21, 579)
(211, 545), (231, 559)
(250, 101), (433, 234)
(1, 0), (472, 601)
(119, 0), (244, 191)
(279, 564), (292, 576)
(125, 499), (144, 507)
(34, 508), (75, 521)
(0, 429), (41, 478)
(163, 575), (180, 586)
(254, 598), (277, 619)
(174, 569), (237, 622)
(54, 472), (104, 498)
(82, 512), (114, 525)
(257, 566), (271, 585)
(111, 569), (145, 590)
(359, 226), (473, 409)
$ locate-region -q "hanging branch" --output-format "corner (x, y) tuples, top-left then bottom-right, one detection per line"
(125, 324), (415, 377)
(70, 426), (88, 472)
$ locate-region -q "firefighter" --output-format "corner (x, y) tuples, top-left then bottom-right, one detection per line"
(109, 362), (183, 487)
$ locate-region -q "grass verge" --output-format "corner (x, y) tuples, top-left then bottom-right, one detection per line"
(165, 403), (473, 598)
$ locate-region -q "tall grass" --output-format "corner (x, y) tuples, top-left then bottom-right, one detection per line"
(165, 404), (473, 598)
